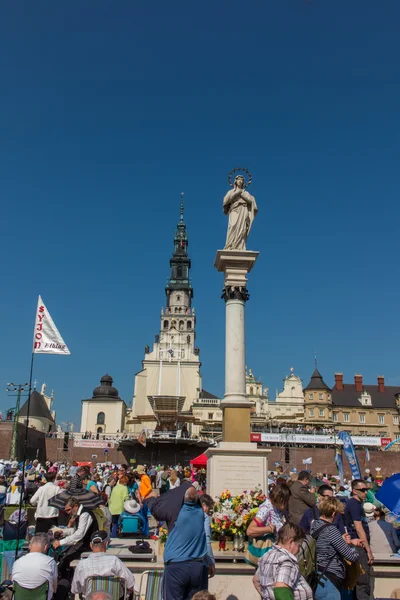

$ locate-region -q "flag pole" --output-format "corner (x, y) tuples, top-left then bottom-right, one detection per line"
(15, 350), (35, 561)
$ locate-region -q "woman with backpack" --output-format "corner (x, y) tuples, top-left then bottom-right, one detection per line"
(310, 497), (361, 600)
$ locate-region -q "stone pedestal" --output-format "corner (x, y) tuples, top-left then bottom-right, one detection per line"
(206, 442), (270, 497)
(205, 249), (270, 498)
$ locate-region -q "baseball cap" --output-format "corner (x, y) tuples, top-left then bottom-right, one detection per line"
(90, 530), (108, 544)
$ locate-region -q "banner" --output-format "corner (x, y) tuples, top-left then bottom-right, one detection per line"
(302, 457), (312, 465)
(250, 432), (382, 447)
(338, 431), (361, 479)
(365, 447), (370, 462)
(74, 440), (115, 449)
(138, 428), (147, 447)
(33, 296), (70, 355)
(335, 450), (344, 486)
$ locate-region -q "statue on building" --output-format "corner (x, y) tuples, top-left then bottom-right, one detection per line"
(223, 168), (258, 250)
(155, 334), (159, 343)
(41, 383), (46, 395)
(145, 345), (150, 354)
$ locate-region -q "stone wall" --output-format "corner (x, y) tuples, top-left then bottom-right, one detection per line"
(0, 422), (47, 462)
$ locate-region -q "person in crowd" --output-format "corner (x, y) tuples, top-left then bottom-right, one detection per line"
(288, 471), (316, 525)
(168, 469), (181, 491)
(71, 530), (136, 597)
(247, 484), (290, 539)
(12, 533), (62, 600)
(52, 496), (98, 579)
(310, 497), (360, 600)
(159, 486), (214, 599)
(136, 465), (152, 499)
(177, 465), (184, 481)
(30, 471), (61, 533)
(299, 485), (345, 534)
(159, 465), (170, 494)
(365, 504), (400, 554)
(192, 593), (216, 600)
(82, 471), (99, 494)
(253, 522), (313, 600)
(109, 475), (130, 537)
(103, 475), (116, 502)
(148, 465), (157, 488)
(344, 479), (374, 600)
(200, 493), (215, 570)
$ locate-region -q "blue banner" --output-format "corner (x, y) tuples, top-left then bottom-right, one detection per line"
(334, 450), (345, 486)
(338, 431), (361, 479)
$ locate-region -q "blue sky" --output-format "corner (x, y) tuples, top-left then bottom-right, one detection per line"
(1, 1), (400, 428)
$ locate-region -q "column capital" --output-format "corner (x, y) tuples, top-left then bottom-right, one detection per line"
(221, 286), (250, 303)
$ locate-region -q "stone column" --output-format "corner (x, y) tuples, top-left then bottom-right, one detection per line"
(214, 249), (258, 443)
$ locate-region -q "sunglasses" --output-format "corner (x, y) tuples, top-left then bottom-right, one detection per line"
(356, 488), (368, 492)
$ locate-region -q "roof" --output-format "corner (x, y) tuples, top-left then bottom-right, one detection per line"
(304, 369), (331, 391)
(19, 390), (54, 422)
(332, 384), (400, 409)
(199, 389), (219, 400)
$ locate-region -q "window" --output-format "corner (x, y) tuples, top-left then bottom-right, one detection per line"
(177, 266), (183, 278)
(378, 414), (384, 425)
(308, 393), (313, 400)
(97, 412), (105, 425)
(309, 409), (314, 417)
(343, 413), (350, 423)
(187, 321), (192, 330)
(333, 413), (338, 422)
(250, 386), (254, 395)
(394, 415), (399, 425)
(208, 413), (214, 420)
(179, 321), (184, 330)
(97, 427), (103, 434)
(359, 413), (366, 424)
(163, 320), (168, 329)
(319, 393), (323, 400)
(319, 409), (325, 417)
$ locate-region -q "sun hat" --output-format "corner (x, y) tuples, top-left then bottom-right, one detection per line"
(363, 502), (375, 517)
(124, 499), (141, 514)
(136, 465), (146, 475)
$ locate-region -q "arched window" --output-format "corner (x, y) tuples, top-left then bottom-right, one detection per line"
(250, 386), (254, 395)
(187, 321), (192, 330)
(179, 321), (184, 330)
(177, 266), (183, 278)
(97, 412), (105, 425)
(164, 320), (168, 329)
(97, 427), (103, 434)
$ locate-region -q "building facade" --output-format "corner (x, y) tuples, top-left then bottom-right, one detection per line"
(268, 368), (305, 423)
(126, 198), (203, 435)
(80, 374), (126, 435)
(19, 384), (56, 433)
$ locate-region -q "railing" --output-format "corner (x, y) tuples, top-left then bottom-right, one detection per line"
(47, 430), (216, 445)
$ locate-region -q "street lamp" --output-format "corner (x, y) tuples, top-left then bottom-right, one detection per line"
(5, 383), (29, 461)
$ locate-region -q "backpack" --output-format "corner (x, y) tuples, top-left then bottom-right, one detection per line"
(298, 522), (333, 593)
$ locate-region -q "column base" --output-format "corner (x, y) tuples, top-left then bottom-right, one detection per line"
(222, 406), (251, 443)
(205, 441), (271, 497)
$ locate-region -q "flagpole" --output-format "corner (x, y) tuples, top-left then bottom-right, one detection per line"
(15, 350), (35, 561)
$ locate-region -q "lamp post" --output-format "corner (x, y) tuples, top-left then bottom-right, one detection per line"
(5, 383), (29, 461)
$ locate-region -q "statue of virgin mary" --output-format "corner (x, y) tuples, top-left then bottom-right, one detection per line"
(223, 174), (258, 250)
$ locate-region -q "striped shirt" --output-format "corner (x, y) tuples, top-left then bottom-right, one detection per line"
(310, 519), (358, 581)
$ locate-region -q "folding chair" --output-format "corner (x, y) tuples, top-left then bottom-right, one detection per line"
(13, 581), (48, 600)
(137, 570), (163, 600)
(85, 575), (126, 600)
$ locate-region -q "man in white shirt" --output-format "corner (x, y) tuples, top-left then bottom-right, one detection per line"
(52, 497), (98, 580)
(0, 460), (5, 477)
(12, 533), (58, 599)
(71, 530), (136, 597)
(30, 472), (61, 533)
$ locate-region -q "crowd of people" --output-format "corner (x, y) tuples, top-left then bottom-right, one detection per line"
(0, 458), (397, 600)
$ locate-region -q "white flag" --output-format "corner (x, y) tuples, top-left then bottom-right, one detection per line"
(33, 296), (70, 355)
(302, 457), (313, 465)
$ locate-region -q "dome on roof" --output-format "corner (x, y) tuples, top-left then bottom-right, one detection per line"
(93, 374), (119, 398)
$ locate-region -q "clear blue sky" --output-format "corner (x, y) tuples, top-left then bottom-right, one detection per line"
(1, 1), (400, 428)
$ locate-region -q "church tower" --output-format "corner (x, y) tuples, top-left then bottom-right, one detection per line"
(127, 195), (202, 435)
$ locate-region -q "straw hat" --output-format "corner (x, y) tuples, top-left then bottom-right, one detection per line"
(124, 499), (141, 514)
(136, 465), (146, 475)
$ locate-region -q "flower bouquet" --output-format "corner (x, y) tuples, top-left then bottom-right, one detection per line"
(211, 486), (266, 537)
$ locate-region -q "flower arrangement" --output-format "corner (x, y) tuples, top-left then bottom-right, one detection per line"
(159, 526), (168, 544)
(211, 486), (266, 536)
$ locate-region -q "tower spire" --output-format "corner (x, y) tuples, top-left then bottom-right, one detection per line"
(180, 192), (184, 222)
